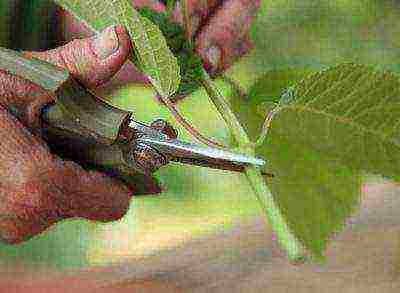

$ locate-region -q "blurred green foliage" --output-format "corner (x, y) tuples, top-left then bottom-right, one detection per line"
(1, 0), (400, 270)
(0, 0), (58, 50)
(246, 0), (400, 77)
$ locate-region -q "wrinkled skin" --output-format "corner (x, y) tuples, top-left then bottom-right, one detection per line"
(0, 26), (134, 244)
(61, 0), (261, 87)
(0, 0), (261, 245)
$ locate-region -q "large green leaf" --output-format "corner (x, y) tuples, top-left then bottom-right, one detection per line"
(248, 69), (316, 105)
(54, 0), (180, 98)
(228, 69), (315, 141)
(257, 135), (362, 260)
(252, 63), (400, 258)
(265, 63), (400, 181)
(227, 68), (362, 259)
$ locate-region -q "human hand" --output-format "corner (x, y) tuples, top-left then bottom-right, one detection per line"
(60, 0), (261, 87)
(0, 25), (157, 245)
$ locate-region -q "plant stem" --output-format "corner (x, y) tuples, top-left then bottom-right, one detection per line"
(221, 74), (249, 101)
(199, 67), (306, 260)
(199, 68), (251, 147)
(245, 166), (306, 261)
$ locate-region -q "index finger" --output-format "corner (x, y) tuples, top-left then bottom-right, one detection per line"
(172, 0), (223, 37)
(195, 0), (260, 75)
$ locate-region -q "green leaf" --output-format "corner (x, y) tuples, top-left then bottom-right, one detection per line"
(54, 0), (180, 98)
(256, 135), (362, 260)
(264, 63), (400, 182)
(138, 8), (203, 98)
(229, 69), (315, 141)
(227, 67), (363, 259)
(253, 63), (400, 258)
(248, 69), (316, 105)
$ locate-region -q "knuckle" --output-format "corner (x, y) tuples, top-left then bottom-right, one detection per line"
(57, 39), (85, 74)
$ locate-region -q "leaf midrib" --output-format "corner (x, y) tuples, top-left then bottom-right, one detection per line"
(281, 104), (400, 149)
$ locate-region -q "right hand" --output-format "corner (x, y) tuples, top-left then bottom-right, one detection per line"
(0, 26), (159, 245)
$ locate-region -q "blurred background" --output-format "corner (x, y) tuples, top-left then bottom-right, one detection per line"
(1, 0), (400, 284)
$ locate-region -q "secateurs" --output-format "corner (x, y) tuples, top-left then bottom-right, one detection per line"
(0, 47), (265, 192)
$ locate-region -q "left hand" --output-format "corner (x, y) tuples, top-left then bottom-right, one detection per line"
(174, 0), (261, 75)
(60, 0), (261, 85)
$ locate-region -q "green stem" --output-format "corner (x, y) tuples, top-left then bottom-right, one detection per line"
(221, 74), (249, 101)
(255, 104), (282, 147)
(199, 67), (306, 260)
(199, 68), (251, 146)
(158, 94), (226, 148)
(245, 166), (306, 261)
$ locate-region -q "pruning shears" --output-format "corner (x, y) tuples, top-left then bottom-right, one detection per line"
(0, 47), (265, 192)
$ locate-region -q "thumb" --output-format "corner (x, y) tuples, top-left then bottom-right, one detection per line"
(27, 25), (132, 88)
(0, 25), (132, 129)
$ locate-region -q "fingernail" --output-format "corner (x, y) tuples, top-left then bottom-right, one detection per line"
(205, 45), (221, 71)
(93, 26), (119, 59)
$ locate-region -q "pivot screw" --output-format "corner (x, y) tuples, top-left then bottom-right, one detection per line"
(150, 119), (178, 139)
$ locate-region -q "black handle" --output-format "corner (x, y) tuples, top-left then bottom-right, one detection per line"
(0, 47), (162, 194)
(41, 77), (161, 194)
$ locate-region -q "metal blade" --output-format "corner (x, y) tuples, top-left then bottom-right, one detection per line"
(136, 135), (265, 172)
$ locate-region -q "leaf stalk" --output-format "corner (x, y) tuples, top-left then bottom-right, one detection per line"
(256, 104), (282, 146)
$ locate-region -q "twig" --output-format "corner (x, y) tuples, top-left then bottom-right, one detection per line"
(157, 94), (227, 148)
(221, 74), (249, 101)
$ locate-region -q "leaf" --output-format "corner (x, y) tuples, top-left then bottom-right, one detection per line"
(264, 63), (400, 182)
(256, 135), (362, 260)
(55, 0), (180, 98)
(229, 69), (315, 141)
(227, 67), (363, 258)
(253, 63), (400, 258)
(248, 69), (316, 105)
(138, 8), (203, 98)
